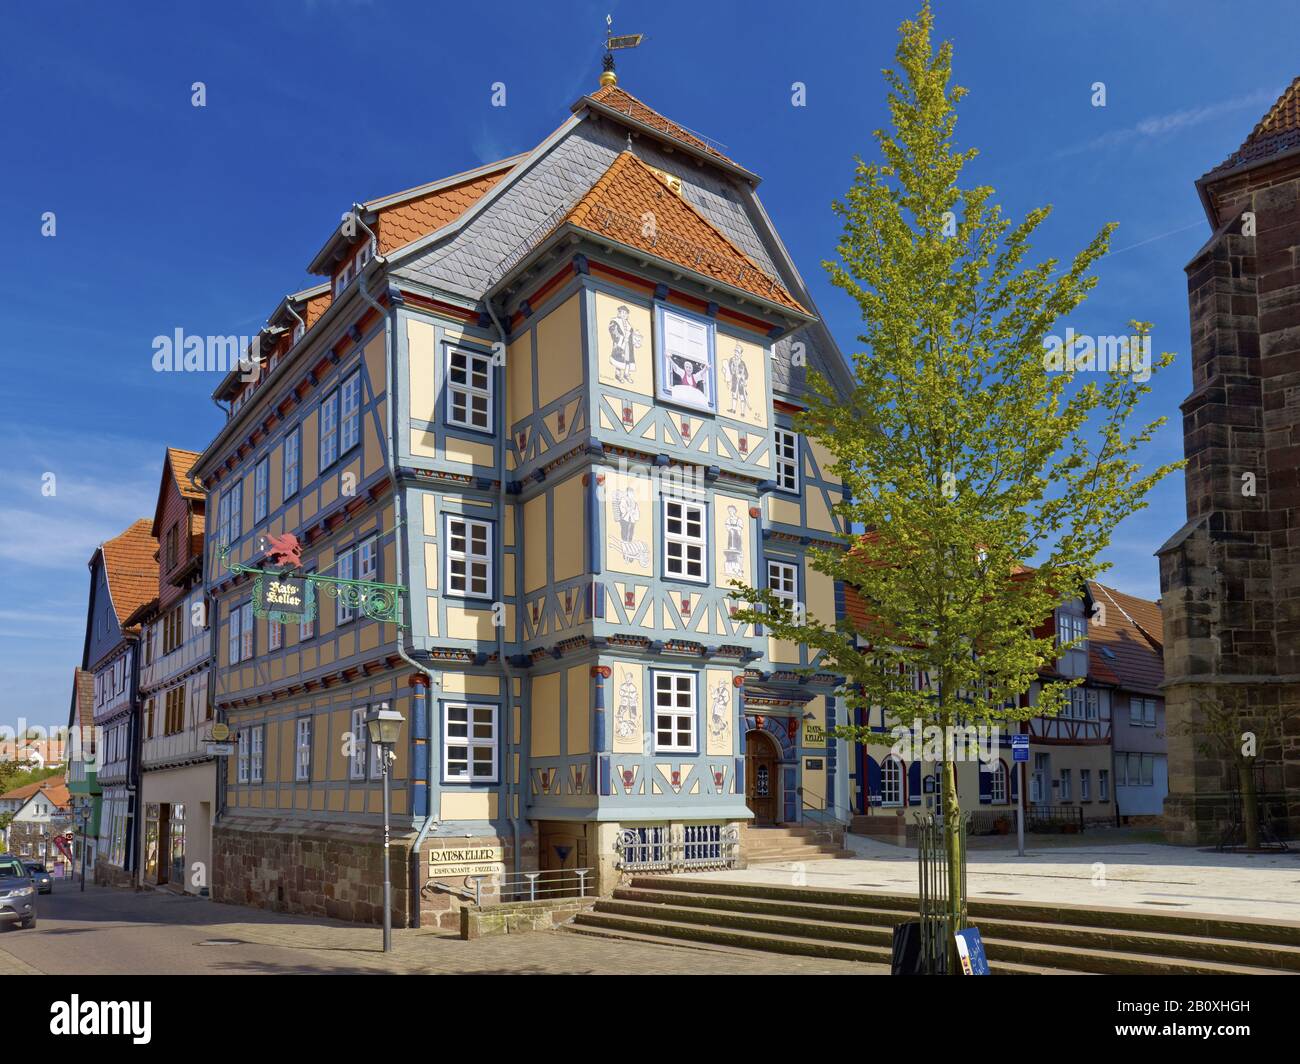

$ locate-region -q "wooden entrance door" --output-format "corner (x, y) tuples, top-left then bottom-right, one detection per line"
(745, 731), (778, 824)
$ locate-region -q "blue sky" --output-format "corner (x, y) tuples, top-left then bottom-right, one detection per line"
(1, 0), (1295, 726)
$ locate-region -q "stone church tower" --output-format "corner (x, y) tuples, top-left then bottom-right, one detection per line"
(1158, 77), (1300, 844)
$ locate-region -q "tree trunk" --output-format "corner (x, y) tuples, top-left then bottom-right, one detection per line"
(942, 755), (963, 973)
(1240, 755), (1259, 851)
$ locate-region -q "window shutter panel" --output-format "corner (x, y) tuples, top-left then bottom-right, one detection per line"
(908, 761), (922, 806)
(866, 756), (881, 805)
(978, 763), (993, 805)
(1009, 761), (1019, 801)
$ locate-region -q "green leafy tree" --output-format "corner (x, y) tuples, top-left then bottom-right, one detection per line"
(732, 2), (1179, 969)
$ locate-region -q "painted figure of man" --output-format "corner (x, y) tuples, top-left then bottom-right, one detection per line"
(616, 671), (639, 740)
(710, 681), (731, 739)
(721, 342), (749, 416)
(608, 305), (642, 383)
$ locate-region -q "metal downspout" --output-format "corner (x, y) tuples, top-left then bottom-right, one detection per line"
(483, 298), (522, 876)
(356, 245), (439, 928)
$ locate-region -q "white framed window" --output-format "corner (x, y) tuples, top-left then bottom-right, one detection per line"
(333, 260), (353, 298)
(228, 604), (242, 665)
(1031, 753), (1049, 803)
(218, 490), (232, 548)
(990, 762), (1007, 804)
(656, 306), (714, 412)
(443, 703), (498, 783)
(773, 428), (799, 492)
(350, 707), (367, 780)
(237, 729), (250, 784)
(767, 559), (797, 608)
(663, 499), (706, 583)
(250, 725), (264, 782)
(1080, 768), (1091, 801)
(283, 426), (300, 500)
(881, 757), (904, 807)
(339, 369), (361, 455)
(1057, 610), (1087, 646)
(653, 671), (697, 753)
(320, 389), (339, 469)
(268, 619), (282, 651)
(336, 546), (356, 624)
(1086, 689), (1099, 721)
(239, 602), (254, 662)
(446, 347), (493, 432)
(1099, 769), (1110, 801)
(1059, 768), (1072, 801)
(358, 535), (377, 584)
(293, 321), (305, 345)
(295, 717), (312, 782)
(354, 242), (372, 274)
(229, 480), (242, 544)
(253, 457), (269, 523)
(446, 517), (491, 598)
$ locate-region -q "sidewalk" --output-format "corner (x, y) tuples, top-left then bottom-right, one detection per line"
(689, 832), (1300, 921)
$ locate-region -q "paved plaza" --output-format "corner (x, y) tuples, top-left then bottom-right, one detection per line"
(692, 830), (1300, 921)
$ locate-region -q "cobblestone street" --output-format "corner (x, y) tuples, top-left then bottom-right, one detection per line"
(0, 884), (881, 975)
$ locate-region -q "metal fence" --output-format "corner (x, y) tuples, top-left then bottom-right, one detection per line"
(465, 867), (594, 907)
(916, 811), (969, 976)
(613, 824), (741, 873)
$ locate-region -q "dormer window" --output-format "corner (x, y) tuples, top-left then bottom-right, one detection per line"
(293, 322), (305, 345)
(333, 260), (354, 298)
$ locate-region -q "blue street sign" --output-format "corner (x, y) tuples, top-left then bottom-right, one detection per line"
(1011, 735), (1030, 762)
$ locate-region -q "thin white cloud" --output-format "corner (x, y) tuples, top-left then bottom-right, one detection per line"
(1055, 87), (1282, 159)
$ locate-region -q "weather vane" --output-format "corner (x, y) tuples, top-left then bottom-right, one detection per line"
(601, 13), (645, 87)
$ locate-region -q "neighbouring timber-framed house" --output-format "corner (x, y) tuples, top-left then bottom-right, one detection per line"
(129, 448), (217, 894)
(190, 70), (855, 929)
(82, 519), (157, 887)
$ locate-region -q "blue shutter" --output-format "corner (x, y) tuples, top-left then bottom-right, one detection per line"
(1009, 761), (1019, 801)
(866, 756), (881, 806)
(908, 761), (922, 805)
(978, 763), (993, 805)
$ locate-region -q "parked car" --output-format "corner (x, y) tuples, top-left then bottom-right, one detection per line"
(0, 858), (36, 929)
(23, 863), (52, 894)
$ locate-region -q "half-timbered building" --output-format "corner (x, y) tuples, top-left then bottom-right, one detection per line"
(82, 519), (157, 886)
(192, 68), (854, 928)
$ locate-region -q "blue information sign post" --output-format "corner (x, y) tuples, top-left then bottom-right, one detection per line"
(1011, 735), (1029, 857)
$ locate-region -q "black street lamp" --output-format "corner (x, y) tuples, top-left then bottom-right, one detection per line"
(77, 802), (90, 892)
(364, 703), (404, 953)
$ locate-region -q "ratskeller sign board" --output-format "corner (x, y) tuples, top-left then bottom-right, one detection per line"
(428, 844), (505, 877)
(257, 575), (308, 616)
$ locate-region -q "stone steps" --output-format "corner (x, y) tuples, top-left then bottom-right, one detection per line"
(740, 825), (851, 865)
(567, 877), (1300, 975)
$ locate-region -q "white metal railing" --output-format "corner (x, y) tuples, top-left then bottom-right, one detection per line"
(614, 824), (740, 874)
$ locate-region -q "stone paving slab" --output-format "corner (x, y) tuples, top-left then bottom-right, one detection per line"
(697, 832), (1300, 921)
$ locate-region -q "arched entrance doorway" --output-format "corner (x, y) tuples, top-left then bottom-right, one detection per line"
(745, 729), (780, 825)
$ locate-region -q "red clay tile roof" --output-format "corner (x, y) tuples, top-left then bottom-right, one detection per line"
(71, 668), (94, 733)
(581, 85), (736, 165)
(167, 448), (203, 501)
(0, 775), (66, 803)
(374, 168), (512, 255)
(1209, 76), (1300, 175)
(16, 779), (70, 811)
(564, 151), (806, 314)
(1087, 582), (1164, 696)
(100, 519), (158, 627)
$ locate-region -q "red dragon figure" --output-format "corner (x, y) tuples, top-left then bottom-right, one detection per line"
(263, 532), (302, 569)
